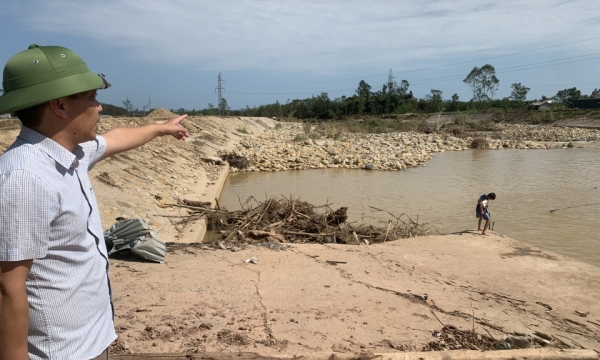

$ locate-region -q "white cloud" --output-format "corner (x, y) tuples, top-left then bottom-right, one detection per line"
(13, 0), (600, 73)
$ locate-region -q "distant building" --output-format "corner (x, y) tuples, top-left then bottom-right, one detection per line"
(531, 101), (553, 111)
(572, 98), (600, 110)
(0, 113), (11, 119)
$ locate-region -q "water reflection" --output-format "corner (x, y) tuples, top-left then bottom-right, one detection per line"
(219, 145), (600, 266)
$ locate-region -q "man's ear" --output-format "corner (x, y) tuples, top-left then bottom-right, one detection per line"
(48, 98), (70, 119)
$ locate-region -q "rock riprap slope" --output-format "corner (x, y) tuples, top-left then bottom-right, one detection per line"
(227, 123), (600, 172)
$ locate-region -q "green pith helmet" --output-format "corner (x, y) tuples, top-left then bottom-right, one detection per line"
(0, 44), (110, 115)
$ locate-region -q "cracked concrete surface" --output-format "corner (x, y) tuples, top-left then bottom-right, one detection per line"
(108, 233), (600, 355)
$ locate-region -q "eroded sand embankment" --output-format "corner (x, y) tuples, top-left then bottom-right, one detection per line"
(0, 116), (277, 243)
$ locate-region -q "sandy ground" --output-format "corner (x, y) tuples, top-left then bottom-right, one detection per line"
(107, 232), (600, 355)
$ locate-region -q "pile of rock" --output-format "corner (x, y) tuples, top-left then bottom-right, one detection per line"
(224, 123), (600, 172)
(494, 124), (600, 142)
(227, 126), (471, 172)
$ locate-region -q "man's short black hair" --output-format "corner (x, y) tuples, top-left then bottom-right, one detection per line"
(14, 102), (48, 129)
(488, 192), (496, 200)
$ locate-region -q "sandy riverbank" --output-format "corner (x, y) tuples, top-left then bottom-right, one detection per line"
(1, 116), (599, 243)
(1, 115), (599, 358)
(107, 233), (600, 355)
(1, 115), (278, 243)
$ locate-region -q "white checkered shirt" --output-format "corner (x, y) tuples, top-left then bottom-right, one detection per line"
(0, 127), (116, 360)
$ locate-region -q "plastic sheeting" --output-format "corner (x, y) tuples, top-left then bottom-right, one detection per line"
(104, 218), (166, 263)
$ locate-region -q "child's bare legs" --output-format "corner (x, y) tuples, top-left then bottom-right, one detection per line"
(481, 220), (490, 235)
(477, 218), (483, 231)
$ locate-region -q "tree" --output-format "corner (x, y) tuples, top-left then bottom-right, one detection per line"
(122, 98), (133, 113)
(555, 87), (581, 107)
(355, 80), (372, 98)
(509, 83), (530, 102)
(425, 89), (443, 112)
(218, 97), (230, 115)
(591, 88), (600, 98)
(451, 94), (459, 102)
(99, 103), (128, 116)
(428, 89), (443, 102)
(392, 80), (411, 99)
(463, 64), (499, 102)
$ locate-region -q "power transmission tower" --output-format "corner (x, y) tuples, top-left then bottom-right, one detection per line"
(387, 69), (395, 94)
(216, 73), (225, 115)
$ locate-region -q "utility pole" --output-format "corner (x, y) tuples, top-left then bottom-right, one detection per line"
(148, 97), (151, 111)
(387, 69), (395, 94)
(216, 72), (224, 115)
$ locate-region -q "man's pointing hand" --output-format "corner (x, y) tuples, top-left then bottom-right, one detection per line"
(161, 114), (190, 141)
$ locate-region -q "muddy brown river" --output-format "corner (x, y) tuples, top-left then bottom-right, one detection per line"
(219, 143), (600, 266)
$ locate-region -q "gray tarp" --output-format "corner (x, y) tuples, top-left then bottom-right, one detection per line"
(104, 218), (166, 263)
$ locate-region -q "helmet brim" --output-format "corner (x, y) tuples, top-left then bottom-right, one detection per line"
(0, 72), (110, 115)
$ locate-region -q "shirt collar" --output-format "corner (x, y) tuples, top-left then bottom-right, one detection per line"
(18, 126), (84, 170)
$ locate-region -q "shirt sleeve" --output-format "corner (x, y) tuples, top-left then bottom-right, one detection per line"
(81, 135), (107, 170)
(0, 170), (59, 261)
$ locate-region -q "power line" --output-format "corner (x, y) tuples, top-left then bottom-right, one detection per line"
(216, 72), (224, 115)
(329, 3), (600, 68)
(224, 53), (600, 96)
(408, 54), (600, 87)
(387, 69), (395, 94)
(158, 89), (214, 107)
(409, 81), (600, 90)
(227, 36), (600, 87)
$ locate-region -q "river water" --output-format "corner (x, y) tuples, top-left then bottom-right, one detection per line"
(219, 143), (600, 267)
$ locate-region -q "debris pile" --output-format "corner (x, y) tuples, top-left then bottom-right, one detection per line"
(174, 196), (433, 245)
(470, 137), (489, 149)
(221, 153), (250, 169)
(423, 325), (574, 352)
(424, 325), (499, 351)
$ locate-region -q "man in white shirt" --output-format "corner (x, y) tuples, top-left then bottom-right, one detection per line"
(0, 44), (189, 360)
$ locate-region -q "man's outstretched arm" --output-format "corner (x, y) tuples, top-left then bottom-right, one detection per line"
(101, 115), (190, 161)
(0, 260), (33, 360)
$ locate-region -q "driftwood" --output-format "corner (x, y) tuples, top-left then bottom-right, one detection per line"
(174, 196), (435, 245)
(180, 199), (212, 208)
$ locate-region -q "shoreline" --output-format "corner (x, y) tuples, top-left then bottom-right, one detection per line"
(225, 123), (600, 173)
(2, 117), (599, 246)
(1, 116), (599, 357)
(2, 116), (599, 247)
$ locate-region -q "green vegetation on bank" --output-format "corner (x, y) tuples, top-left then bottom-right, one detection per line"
(98, 63), (599, 121)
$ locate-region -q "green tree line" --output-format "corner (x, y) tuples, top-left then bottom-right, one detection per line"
(98, 64), (599, 119)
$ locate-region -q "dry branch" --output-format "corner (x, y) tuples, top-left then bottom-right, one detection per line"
(192, 196), (435, 245)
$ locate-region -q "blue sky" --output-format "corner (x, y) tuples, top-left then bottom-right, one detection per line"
(1, 0), (599, 111)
